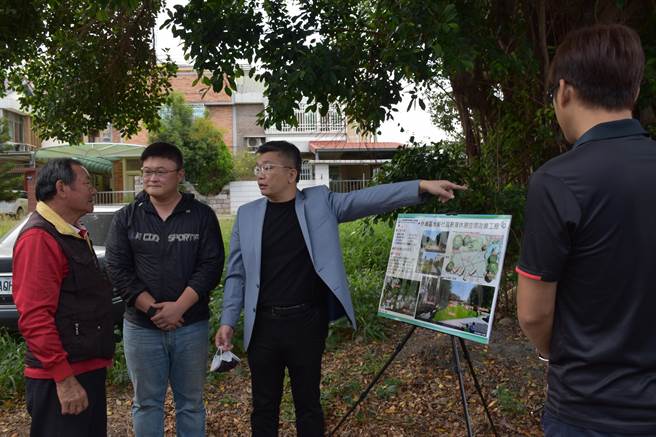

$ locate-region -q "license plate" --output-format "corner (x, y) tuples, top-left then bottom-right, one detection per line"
(0, 275), (11, 295)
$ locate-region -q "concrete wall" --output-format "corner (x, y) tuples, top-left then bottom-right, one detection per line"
(229, 180), (319, 214)
(235, 103), (265, 152)
(314, 164), (330, 186)
(183, 183), (231, 215)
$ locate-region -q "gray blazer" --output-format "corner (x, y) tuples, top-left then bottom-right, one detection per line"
(220, 180), (424, 349)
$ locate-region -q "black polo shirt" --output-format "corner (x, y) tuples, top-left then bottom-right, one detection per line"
(518, 119), (656, 434)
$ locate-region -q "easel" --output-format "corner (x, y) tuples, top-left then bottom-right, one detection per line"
(328, 326), (499, 437)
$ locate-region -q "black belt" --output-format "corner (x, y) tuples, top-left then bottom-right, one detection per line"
(257, 302), (315, 317)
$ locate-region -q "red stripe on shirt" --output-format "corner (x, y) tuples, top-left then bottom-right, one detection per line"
(515, 266), (542, 281)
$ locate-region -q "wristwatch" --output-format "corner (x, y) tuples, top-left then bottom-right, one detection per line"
(146, 305), (157, 318)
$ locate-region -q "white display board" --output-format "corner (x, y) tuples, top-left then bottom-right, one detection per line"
(377, 214), (512, 344)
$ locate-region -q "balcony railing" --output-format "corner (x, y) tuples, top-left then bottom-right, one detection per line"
(95, 191), (136, 205)
(329, 179), (371, 193)
(2, 142), (36, 153)
(268, 104), (346, 133)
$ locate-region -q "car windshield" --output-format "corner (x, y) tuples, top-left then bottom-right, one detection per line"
(79, 212), (114, 246)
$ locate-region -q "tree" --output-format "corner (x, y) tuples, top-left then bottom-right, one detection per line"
(167, 0), (656, 178)
(0, 118), (21, 201)
(150, 92), (234, 195)
(1, 0), (176, 144)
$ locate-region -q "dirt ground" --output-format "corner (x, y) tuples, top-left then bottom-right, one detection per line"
(0, 319), (546, 436)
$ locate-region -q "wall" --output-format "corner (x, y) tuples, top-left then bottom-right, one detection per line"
(235, 103), (265, 152)
(229, 180), (318, 214)
(169, 69), (232, 104)
(207, 106), (233, 151)
(112, 160), (123, 191)
(183, 183), (231, 216)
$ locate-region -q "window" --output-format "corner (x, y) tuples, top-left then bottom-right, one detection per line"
(99, 124), (113, 142)
(125, 159), (141, 171)
(190, 104), (206, 119)
(300, 160), (314, 181)
(5, 111), (24, 143)
(158, 106), (171, 119)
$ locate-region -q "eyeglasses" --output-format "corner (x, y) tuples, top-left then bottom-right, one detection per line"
(141, 168), (179, 178)
(253, 163), (292, 176)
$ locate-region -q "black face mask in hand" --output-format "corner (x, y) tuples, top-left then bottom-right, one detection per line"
(210, 348), (241, 373)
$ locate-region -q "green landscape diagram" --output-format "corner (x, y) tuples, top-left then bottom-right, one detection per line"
(443, 233), (502, 284)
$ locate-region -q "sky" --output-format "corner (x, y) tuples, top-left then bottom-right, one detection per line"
(155, 1), (449, 144)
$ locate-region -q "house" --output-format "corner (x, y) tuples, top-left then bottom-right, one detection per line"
(1, 65), (405, 214)
(0, 88), (42, 211)
(126, 65), (267, 153)
(124, 65), (404, 213)
(35, 143), (146, 204)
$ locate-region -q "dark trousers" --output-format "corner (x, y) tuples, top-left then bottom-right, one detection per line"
(248, 304), (328, 437)
(543, 410), (636, 437)
(25, 367), (107, 437)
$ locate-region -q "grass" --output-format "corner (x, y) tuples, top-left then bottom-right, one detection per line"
(493, 384), (525, 415)
(0, 215), (395, 402)
(433, 304), (478, 321)
(0, 329), (26, 402)
(0, 216), (20, 239)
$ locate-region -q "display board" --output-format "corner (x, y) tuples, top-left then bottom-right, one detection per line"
(377, 214), (512, 344)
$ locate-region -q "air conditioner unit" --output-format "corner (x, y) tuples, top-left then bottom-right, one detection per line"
(244, 136), (265, 152)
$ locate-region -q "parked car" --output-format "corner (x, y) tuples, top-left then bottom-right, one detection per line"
(0, 205), (125, 329)
(0, 190), (28, 218)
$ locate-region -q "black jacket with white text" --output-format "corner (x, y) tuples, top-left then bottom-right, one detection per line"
(105, 191), (224, 329)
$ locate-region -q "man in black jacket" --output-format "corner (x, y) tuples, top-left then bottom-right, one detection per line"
(106, 142), (224, 437)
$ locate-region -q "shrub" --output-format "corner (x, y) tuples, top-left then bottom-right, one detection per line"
(329, 220), (395, 344)
(232, 149), (258, 181)
(0, 329), (26, 401)
(150, 92), (234, 195)
(371, 140), (527, 316)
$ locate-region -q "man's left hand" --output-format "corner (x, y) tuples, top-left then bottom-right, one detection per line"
(419, 180), (467, 203)
(150, 301), (185, 330)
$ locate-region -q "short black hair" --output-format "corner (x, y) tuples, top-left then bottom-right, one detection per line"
(256, 141), (301, 182)
(36, 158), (81, 202)
(141, 142), (184, 169)
(549, 24), (644, 110)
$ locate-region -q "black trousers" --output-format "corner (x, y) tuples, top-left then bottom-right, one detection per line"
(25, 367), (107, 437)
(248, 304), (328, 437)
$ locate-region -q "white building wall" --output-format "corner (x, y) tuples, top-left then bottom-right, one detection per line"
(314, 164), (330, 186)
(229, 180), (320, 214)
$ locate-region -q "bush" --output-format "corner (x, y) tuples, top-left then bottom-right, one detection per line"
(371, 140), (527, 316)
(185, 117), (234, 194)
(107, 332), (130, 386)
(328, 220), (395, 344)
(0, 329), (26, 401)
(150, 92), (234, 195)
(232, 149), (258, 181)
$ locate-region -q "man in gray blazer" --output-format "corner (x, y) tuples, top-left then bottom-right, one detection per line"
(216, 140), (465, 436)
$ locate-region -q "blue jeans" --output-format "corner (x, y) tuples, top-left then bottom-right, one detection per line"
(123, 319), (209, 437)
